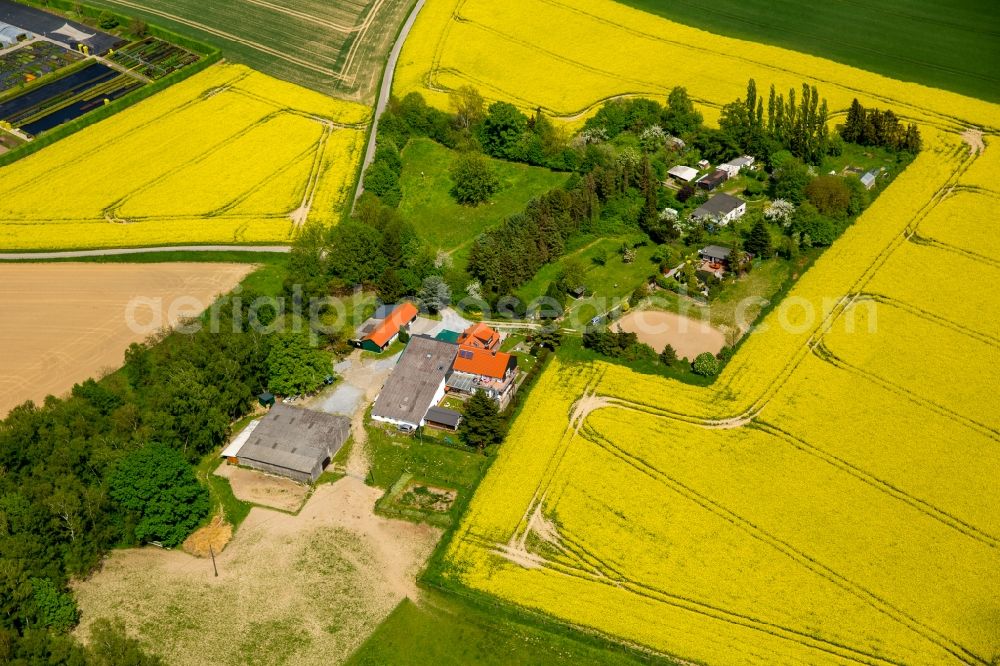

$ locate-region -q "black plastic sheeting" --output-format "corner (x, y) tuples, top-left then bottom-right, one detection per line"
(0, 0), (124, 54)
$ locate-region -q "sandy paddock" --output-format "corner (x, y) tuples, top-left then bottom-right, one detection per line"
(214, 464), (311, 513)
(0, 263), (252, 416)
(615, 309), (726, 360)
(73, 478), (440, 666)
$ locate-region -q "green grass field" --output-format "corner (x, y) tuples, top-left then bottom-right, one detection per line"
(365, 419), (485, 490)
(398, 138), (570, 253)
(515, 236), (660, 323)
(84, 0), (414, 100)
(617, 0), (1000, 103)
(346, 591), (658, 665)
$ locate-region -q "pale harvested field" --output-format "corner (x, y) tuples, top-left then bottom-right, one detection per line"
(74, 478), (440, 666)
(615, 309), (726, 360)
(215, 463), (311, 513)
(0, 263), (252, 417)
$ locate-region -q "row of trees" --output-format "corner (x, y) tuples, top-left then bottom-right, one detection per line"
(840, 99), (922, 152)
(467, 185), (591, 296)
(720, 79), (833, 164)
(288, 197), (436, 304)
(582, 87), (703, 139)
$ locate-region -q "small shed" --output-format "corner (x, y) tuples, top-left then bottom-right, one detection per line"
(698, 245), (733, 264)
(719, 155), (754, 178)
(668, 165), (698, 183)
(435, 329), (462, 344)
(425, 406), (462, 431)
(860, 170), (878, 190)
(690, 193), (747, 225)
(357, 301), (418, 352)
(696, 169), (729, 191)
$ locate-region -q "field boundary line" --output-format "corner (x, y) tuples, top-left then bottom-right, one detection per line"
(531, 0), (992, 132)
(0, 245), (291, 260)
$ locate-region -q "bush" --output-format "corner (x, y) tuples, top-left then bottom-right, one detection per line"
(363, 160), (402, 207)
(29, 578), (78, 631)
(461, 390), (504, 449)
(266, 331), (331, 395)
(804, 175), (851, 218)
(98, 10), (119, 30)
(450, 151), (500, 205)
(692, 352), (721, 377)
(109, 445), (210, 547)
(129, 18), (148, 37)
(660, 344), (678, 365)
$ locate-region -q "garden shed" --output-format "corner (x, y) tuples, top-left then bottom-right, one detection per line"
(425, 406), (462, 431)
(668, 165), (698, 182)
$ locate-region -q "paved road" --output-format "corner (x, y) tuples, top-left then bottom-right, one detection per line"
(0, 245), (292, 261)
(352, 0), (425, 206)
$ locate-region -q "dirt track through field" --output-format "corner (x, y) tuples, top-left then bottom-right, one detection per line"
(74, 478), (440, 666)
(0, 263), (252, 417)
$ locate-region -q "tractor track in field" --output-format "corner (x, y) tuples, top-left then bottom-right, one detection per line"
(576, 427), (986, 665)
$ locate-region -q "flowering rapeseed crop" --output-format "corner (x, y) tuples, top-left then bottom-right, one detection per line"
(0, 63), (369, 250)
(397, 0), (1000, 133)
(424, 4), (1000, 660)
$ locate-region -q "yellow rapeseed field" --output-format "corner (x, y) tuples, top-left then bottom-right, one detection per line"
(0, 64), (370, 250)
(397, 0), (1000, 133)
(423, 1), (1000, 663)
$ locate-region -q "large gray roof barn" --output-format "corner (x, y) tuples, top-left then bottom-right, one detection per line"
(234, 404), (350, 483)
(372, 335), (457, 429)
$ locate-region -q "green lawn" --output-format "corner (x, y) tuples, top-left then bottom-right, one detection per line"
(820, 142), (911, 177)
(364, 419), (486, 490)
(439, 395), (467, 412)
(346, 591), (659, 666)
(398, 138), (569, 252)
(516, 237), (661, 325)
(617, 0), (1000, 103)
